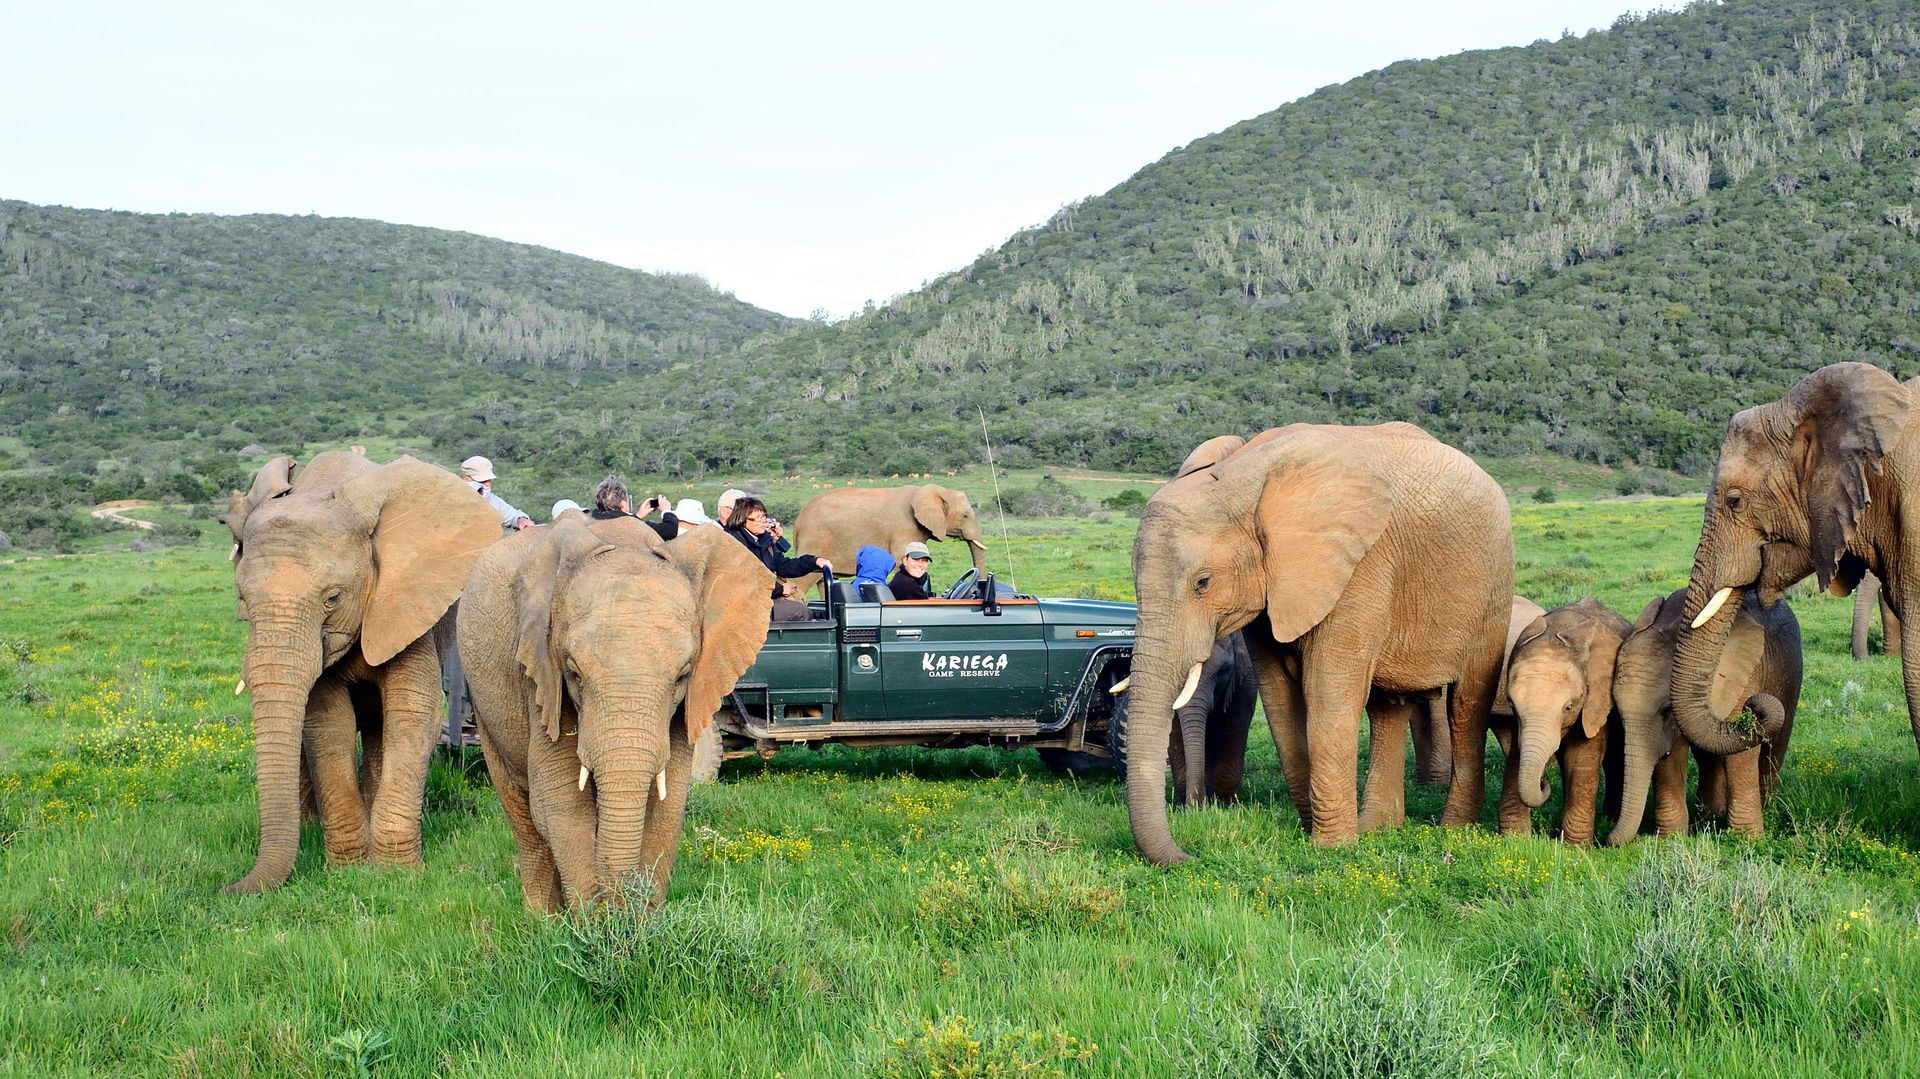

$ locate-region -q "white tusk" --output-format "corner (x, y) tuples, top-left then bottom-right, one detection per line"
(968, 538), (987, 549)
(655, 769), (667, 800)
(234, 678), (245, 695)
(229, 543), (239, 561)
(1690, 587), (1736, 629)
(1170, 662), (1205, 710)
(1108, 676), (1131, 695)
(578, 765), (590, 791)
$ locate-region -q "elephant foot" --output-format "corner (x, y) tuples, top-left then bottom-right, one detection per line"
(370, 843), (424, 868)
(1559, 827), (1594, 848)
(323, 839), (370, 867)
(1438, 807), (1481, 828)
(1497, 812), (1532, 837)
(1356, 805), (1405, 833)
(1309, 822), (1358, 847)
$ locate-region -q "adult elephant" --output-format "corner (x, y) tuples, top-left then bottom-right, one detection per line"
(458, 514), (771, 912)
(793, 485), (987, 588)
(1675, 363), (1912, 764)
(219, 452), (500, 893)
(1851, 571), (1903, 660)
(1610, 588), (1799, 844)
(1127, 422), (1514, 861)
(1502, 598), (1628, 846)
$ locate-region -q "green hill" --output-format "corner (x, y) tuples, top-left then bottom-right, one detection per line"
(0, 204), (796, 516)
(6, 0), (1920, 529)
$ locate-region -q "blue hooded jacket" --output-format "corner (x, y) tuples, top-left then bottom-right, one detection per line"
(853, 545), (897, 588)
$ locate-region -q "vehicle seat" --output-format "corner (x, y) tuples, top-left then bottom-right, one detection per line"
(858, 582), (896, 603)
(832, 581), (861, 607)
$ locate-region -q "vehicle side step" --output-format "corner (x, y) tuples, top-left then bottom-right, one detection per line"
(743, 717), (1041, 741)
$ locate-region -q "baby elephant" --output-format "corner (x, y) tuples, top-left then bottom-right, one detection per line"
(1609, 587), (1800, 845)
(459, 514), (774, 912)
(1501, 598), (1630, 846)
(1167, 633), (1259, 806)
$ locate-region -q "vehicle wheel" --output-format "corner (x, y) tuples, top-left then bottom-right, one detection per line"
(1036, 748), (1113, 775)
(1103, 692), (1131, 772)
(690, 725), (724, 784)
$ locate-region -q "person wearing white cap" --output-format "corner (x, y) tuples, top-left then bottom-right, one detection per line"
(461, 455), (532, 531)
(550, 499), (583, 520)
(889, 540), (936, 600)
(673, 498), (714, 534)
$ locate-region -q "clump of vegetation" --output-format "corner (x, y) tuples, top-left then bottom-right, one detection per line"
(1100, 488), (1150, 516)
(914, 849), (1123, 941)
(1000, 477), (1095, 519)
(872, 1014), (1097, 1079)
(1531, 485), (1558, 503)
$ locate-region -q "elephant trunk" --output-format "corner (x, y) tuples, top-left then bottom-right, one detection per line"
(226, 614), (324, 894)
(1175, 691), (1211, 807)
(967, 534), (987, 575)
(1672, 582), (1765, 757)
(1747, 692), (1787, 739)
(1608, 718), (1661, 847)
(1122, 632), (1195, 865)
(584, 694), (672, 902)
(1515, 716), (1559, 809)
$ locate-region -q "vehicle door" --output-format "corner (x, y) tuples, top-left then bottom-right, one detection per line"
(877, 597), (1049, 719)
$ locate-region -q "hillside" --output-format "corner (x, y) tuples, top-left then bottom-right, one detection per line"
(627, 0), (1920, 476)
(0, 205), (796, 516)
(6, 0), (1920, 520)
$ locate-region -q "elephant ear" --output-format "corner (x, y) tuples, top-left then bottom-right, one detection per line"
(1784, 363), (1909, 592)
(515, 518), (610, 743)
(1630, 595), (1666, 635)
(911, 486), (951, 539)
(1176, 435), (1246, 479)
(1241, 433), (1392, 643)
(1709, 604), (1768, 722)
(668, 528), (775, 743)
(340, 456), (504, 666)
(1580, 629), (1623, 740)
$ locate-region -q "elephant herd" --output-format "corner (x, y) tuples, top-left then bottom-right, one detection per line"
(212, 361), (1920, 913)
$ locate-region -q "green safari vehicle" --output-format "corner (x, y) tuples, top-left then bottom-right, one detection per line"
(696, 570), (1135, 778)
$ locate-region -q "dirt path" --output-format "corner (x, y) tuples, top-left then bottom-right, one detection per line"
(90, 500), (158, 531)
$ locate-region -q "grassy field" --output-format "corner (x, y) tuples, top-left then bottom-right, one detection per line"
(2, 491), (1917, 1077)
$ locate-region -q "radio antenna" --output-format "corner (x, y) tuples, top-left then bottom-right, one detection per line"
(978, 407), (1016, 586)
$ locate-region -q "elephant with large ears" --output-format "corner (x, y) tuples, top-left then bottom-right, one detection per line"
(1676, 362), (1910, 763)
(792, 484), (987, 590)
(1128, 422), (1515, 861)
(1500, 598), (1629, 846)
(458, 514), (772, 912)
(1609, 588), (1800, 845)
(219, 452), (501, 893)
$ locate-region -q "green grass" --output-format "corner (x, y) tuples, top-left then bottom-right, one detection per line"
(2, 493), (1917, 1077)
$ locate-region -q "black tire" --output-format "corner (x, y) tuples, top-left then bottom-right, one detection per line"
(1103, 692), (1131, 772)
(1036, 747), (1113, 774)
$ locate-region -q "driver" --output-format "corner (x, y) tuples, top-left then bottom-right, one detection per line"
(888, 541), (936, 600)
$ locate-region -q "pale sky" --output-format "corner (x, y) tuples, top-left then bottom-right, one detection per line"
(5, 1), (1638, 319)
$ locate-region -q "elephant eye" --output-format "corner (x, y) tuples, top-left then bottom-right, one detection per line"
(1194, 575), (1212, 595)
(1724, 489), (1744, 512)
(323, 590), (343, 610)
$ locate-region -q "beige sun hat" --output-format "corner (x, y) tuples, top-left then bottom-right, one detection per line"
(674, 498), (713, 525)
(460, 455), (496, 482)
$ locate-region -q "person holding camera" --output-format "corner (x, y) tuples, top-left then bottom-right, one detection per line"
(723, 496), (831, 621)
(588, 475), (681, 542)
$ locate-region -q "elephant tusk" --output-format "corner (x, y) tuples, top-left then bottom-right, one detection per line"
(1170, 662), (1205, 710)
(1691, 587), (1736, 629)
(234, 677), (246, 695)
(968, 539), (987, 550)
(229, 543), (240, 561)
(1108, 676), (1130, 695)
(655, 769), (667, 800)
(578, 765), (590, 791)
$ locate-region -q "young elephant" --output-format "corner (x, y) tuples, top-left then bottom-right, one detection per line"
(1500, 598), (1631, 846)
(458, 514), (773, 912)
(1609, 588), (1800, 845)
(1165, 633), (1259, 806)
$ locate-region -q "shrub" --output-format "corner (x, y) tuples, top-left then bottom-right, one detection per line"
(1100, 488), (1150, 515)
(872, 1014), (1097, 1079)
(1001, 477), (1095, 518)
(914, 849), (1124, 941)
(1530, 485), (1557, 503)
(1615, 473), (1643, 496)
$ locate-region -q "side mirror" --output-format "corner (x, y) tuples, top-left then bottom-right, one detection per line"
(978, 572), (1002, 617)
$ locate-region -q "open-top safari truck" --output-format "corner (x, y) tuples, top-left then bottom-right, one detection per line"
(694, 569), (1137, 778)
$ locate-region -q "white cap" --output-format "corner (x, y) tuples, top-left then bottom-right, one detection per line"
(716, 488), (747, 521)
(674, 498), (713, 525)
(460, 455), (496, 482)
(551, 499), (582, 520)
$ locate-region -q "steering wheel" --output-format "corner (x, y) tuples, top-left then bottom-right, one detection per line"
(942, 567), (980, 600)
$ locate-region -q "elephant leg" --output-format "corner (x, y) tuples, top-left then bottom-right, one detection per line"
(636, 719), (697, 906)
(530, 733), (598, 907)
(1441, 639), (1503, 828)
(1761, 712), (1793, 803)
(1885, 594), (1903, 659)
(1206, 685), (1254, 806)
(1358, 694), (1413, 833)
(368, 636), (442, 865)
(1652, 745), (1690, 838)
(1601, 723), (1624, 825)
(1246, 634), (1312, 830)
(1696, 745), (1729, 821)
(356, 708), (383, 812)
(1300, 647), (1374, 846)
(299, 741), (320, 823)
(476, 727), (563, 912)
(1559, 736), (1604, 847)
(304, 677), (369, 865)
(1724, 746), (1765, 839)
(1492, 721), (1531, 836)
(1168, 719), (1193, 807)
